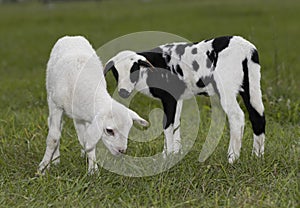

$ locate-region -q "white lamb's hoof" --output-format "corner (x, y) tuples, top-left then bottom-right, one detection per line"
(37, 162), (50, 175)
(80, 149), (86, 158)
(51, 157), (60, 166)
(88, 165), (99, 175)
(35, 169), (46, 177)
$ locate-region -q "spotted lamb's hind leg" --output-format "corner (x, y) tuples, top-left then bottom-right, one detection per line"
(240, 55), (266, 157)
(219, 92), (245, 164)
(240, 91), (266, 157)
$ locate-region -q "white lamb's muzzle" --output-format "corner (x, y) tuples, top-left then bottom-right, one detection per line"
(102, 137), (127, 156)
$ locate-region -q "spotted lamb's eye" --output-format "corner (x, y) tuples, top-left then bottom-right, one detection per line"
(105, 128), (115, 136)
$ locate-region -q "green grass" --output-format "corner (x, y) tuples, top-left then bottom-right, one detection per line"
(0, 0), (299, 207)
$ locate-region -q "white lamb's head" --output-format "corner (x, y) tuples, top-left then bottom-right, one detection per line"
(104, 50), (153, 98)
(94, 100), (148, 155)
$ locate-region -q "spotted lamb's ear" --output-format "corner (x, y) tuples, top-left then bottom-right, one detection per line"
(104, 60), (114, 76)
(138, 59), (155, 70)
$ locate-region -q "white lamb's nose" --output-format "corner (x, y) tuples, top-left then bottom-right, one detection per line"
(118, 149), (126, 154)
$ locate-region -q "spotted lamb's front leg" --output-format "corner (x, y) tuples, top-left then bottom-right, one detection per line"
(173, 100), (183, 154)
(161, 98), (178, 156)
(163, 125), (174, 155)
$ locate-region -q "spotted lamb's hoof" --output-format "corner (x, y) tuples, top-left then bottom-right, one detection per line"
(228, 153), (239, 164)
(173, 140), (182, 154)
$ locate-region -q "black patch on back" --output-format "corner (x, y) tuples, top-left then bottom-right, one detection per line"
(192, 60), (199, 71)
(212, 36), (233, 53)
(205, 36), (233, 68)
(176, 65), (183, 77)
(191, 48), (197, 54)
(240, 58), (265, 135)
(251, 49), (259, 64)
(130, 62), (140, 83)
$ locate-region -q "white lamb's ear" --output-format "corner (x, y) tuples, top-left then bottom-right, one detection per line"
(128, 109), (149, 127)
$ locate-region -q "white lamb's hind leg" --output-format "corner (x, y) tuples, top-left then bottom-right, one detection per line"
(173, 100), (183, 154)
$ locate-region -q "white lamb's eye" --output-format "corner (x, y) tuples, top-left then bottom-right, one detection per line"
(105, 128), (115, 136)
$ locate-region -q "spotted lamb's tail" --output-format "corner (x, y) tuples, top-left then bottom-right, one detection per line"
(240, 48), (266, 156)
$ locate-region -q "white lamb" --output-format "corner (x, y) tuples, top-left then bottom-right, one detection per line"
(38, 36), (148, 174)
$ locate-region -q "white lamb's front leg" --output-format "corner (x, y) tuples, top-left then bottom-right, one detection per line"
(38, 101), (63, 174)
(173, 100), (183, 154)
(84, 117), (103, 174)
(74, 120), (87, 157)
(86, 147), (98, 174)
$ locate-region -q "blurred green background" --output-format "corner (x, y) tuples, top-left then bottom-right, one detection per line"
(0, 0), (299, 207)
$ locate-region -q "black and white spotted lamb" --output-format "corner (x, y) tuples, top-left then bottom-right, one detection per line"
(104, 36), (266, 163)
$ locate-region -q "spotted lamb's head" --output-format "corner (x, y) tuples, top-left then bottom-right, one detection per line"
(104, 50), (153, 98)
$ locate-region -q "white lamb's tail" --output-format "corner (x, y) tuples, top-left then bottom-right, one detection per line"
(240, 47), (266, 156)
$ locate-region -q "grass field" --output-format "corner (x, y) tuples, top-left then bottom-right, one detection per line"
(0, 0), (299, 207)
